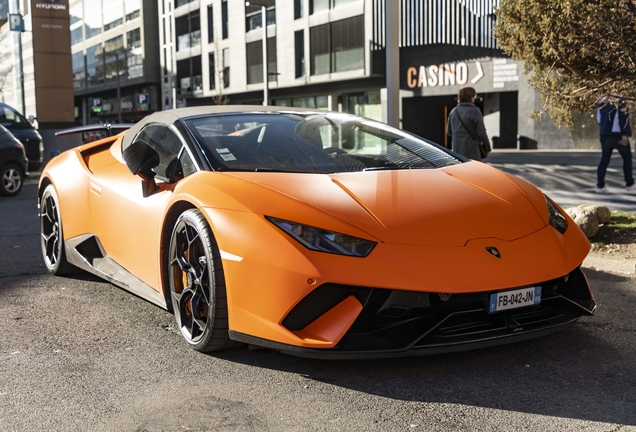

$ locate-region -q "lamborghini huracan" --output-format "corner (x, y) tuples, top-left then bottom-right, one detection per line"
(38, 106), (595, 358)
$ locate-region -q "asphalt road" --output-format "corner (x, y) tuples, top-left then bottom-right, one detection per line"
(1, 179), (636, 431)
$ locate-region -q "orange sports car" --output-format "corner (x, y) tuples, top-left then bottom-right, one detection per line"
(38, 106), (595, 358)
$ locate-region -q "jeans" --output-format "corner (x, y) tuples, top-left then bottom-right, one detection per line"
(597, 135), (634, 188)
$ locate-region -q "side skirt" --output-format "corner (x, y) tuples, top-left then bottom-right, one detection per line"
(65, 234), (167, 309)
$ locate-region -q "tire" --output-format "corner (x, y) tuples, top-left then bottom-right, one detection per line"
(168, 209), (240, 352)
(40, 184), (75, 275)
(0, 163), (23, 197)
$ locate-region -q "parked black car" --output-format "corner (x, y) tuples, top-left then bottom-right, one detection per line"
(0, 124), (27, 197)
(0, 103), (43, 172)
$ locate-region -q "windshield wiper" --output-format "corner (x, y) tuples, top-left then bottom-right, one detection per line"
(216, 167), (321, 174)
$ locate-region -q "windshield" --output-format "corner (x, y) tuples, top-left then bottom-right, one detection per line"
(184, 112), (461, 173)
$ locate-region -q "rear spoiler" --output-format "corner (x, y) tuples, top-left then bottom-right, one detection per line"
(55, 123), (135, 137)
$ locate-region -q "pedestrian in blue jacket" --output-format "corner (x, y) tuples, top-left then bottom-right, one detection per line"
(596, 100), (634, 194)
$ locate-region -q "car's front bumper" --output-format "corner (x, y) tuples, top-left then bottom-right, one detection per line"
(229, 266), (595, 359)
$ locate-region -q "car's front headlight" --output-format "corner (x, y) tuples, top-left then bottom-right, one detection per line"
(545, 195), (568, 234)
(266, 217), (377, 257)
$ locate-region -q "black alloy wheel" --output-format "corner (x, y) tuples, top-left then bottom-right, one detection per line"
(40, 184), (74, 275)
(0, 163), (23, 197)
(168, 209), (238, 352)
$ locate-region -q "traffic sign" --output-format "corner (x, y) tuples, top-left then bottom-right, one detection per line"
(9, 14), (24, 32)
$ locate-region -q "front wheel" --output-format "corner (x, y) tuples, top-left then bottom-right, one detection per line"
(0, 163), (23, 197)
(40, 184), (75, 275)
(168, 209), (239, 352)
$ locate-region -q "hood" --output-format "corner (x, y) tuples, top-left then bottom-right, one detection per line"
(8, 126), (40, 142)
(224, 162), (548, 247)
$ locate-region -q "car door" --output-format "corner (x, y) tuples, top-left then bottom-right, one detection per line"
(88, 123), (198, 291)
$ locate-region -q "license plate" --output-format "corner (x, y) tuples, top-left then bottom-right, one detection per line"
(489, 286), (542, 313)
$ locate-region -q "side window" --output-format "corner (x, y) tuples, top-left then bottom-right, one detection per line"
(180, 150), (197, 177)
(135, 124), (190, 183)
(0, 107), (24, 127)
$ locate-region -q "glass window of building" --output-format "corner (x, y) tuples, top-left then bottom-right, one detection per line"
(294, 30), (304, 78)
(70, 3), (83, 25)
(310, 15), (363, 75)
(207, 5), (213, 43)
(176, 0), (194, 7)
(86, 44), (104, 87)
(221, 0), (228, 39)
(125, 0), (140, 22)
(222, 48), (230, 87)
(72, 51), (85, 90)
(310, 24), (329, 75)
(331, 15), (364, 72)
(274, 96), (328, 109)
(177, 55), (202, 93)
(310, 0), (329, 14)
(103, 0), (124, 32)
(208, 52), (215, 90)
(246, 37), (277, 84)
(176, 11), (201, 51)
(245, 0), (275, 32)
(104, 35), (125, 83)
(71, 26), (83, 46)
(127, 27), (141, 49)
(126, 28), (143, 79)
(294, 0), (303, 19)
(84, 0), (102, 39)
(310, 0), (358, 13)
(333, 0), (358, 7)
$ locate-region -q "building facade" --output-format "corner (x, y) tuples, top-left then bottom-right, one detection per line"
(69, 0), (161, 124)
(159, 0), (598, 149)
(160, 0), (384, 119)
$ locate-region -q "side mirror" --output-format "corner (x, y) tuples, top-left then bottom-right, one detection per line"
(123, 140), (160, 197)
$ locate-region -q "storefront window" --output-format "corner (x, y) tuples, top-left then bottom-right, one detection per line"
(274, 96), (328, 109)
(343, 91), (382, 121)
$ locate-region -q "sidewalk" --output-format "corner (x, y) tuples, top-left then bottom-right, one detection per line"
(487, 149), (636, 213)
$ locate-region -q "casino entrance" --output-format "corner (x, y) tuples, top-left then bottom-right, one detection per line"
(402, 91), (520, 149)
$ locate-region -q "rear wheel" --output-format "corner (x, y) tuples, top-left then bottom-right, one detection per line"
(40, 185), (74, 275)
(168, 209), (239, 352)
(0, 163), (23, 197)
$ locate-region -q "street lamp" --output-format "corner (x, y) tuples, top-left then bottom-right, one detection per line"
(245, 1), (269, 106)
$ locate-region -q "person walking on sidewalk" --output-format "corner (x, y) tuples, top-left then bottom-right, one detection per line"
(446, 86), (490, 161)
(596, 99), (634, 194)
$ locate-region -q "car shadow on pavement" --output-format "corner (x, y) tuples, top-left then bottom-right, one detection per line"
(213, 269), (636, 426)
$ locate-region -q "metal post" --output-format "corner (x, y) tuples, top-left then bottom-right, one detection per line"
(18, 30), (25, 116)
(261, 5), (268, 106)
(116, 51), (122, 123)
(386, 0), (400, 127)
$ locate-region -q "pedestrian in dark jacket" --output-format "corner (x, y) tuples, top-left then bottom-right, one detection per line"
(446, 86), (490, 160)
(595, 99), (634, 194)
